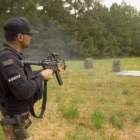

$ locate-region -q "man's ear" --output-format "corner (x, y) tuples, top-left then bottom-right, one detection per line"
(17, 34), (23, 41)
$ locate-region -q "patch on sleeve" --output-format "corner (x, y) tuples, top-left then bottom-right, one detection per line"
(2, 59), (13, 67)
(8, 75), (21, 83)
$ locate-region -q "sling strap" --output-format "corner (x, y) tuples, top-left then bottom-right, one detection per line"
(27, 80), (47, 118)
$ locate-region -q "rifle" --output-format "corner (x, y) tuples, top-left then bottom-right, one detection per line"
(21, 52), (66, 118)
(21, 52), (66, 85)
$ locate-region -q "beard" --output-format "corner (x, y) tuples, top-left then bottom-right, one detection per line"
(21, 42), (31, 49)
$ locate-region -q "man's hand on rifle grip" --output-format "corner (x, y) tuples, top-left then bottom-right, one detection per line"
(40, 69), (53, 80)
(57, 65), (64, 72)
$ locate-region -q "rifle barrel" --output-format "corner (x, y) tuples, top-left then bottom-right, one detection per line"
(21, 61), (65, 66)
(21, 61), (41, 66)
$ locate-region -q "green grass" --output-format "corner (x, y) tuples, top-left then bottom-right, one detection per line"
(91, 106), (104, 129)
(34, 57), (140, 139)
(126, 97), (135, 106)
(132, 114), (140, 124)
(123, 87), (130, 95)
(1, 57), (140, 139)
(109, 114), (124, 129)
(0, 127), (4, 140)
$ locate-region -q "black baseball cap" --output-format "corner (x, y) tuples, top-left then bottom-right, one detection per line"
(4, 17), (39, 35)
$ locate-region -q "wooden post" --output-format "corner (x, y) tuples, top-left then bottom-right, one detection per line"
(113, 60), (121, 72)
(84, 58), (93, 69)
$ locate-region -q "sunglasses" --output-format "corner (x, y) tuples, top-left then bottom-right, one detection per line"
(22, 33), (32, 37)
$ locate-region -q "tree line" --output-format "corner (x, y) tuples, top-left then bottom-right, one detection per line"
(0, 0), (140, 60)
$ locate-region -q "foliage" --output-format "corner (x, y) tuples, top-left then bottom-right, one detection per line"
(0, 0), (140, 59)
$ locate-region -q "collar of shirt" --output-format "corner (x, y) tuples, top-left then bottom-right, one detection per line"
(3, 42), (25, 60)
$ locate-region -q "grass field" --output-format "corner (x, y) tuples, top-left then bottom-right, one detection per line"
(1, 57), (140, 140)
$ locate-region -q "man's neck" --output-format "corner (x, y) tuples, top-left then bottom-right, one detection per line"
(6, 41), (21, 53)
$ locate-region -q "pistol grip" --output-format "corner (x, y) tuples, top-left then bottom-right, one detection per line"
(55, 71), (63, 85)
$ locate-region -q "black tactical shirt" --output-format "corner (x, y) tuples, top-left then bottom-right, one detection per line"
(0, 43), (44, 115)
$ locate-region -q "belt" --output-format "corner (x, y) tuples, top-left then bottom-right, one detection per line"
(2, 113), (32, 129)
(6, 113), (29, 121)
(8, 113), (29, 121)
